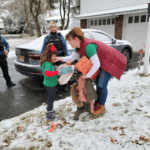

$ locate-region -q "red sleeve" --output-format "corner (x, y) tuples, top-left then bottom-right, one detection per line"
(45, 70), (58, 77)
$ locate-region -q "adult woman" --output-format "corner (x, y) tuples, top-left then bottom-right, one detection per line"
(54, 27), (127, 115)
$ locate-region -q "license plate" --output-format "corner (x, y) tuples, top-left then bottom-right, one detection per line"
(19, 55), (25, 62)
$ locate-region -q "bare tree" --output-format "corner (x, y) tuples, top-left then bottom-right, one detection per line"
(29, 0), (42, 37)
(23, 0), (34, 36)
(1, 0), (34, 36)
(59, 0), (71, 30)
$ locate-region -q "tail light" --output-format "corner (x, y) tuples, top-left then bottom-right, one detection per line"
(28, 54), (41, 60)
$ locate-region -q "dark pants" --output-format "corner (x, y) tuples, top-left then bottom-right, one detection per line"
(0, 55), (11, 83)
(95, 69), (112, 105)
(44, 85), (56, 111)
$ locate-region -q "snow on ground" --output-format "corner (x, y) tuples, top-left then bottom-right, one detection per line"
(0, 66), (150, 150)
(7, 37), (37, 58)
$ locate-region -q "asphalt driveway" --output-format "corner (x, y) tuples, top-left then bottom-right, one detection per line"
(0, 54), (142, 121)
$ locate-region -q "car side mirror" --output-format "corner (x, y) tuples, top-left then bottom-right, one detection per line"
(112, 39), (116, 44)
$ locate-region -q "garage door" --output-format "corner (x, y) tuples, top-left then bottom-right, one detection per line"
(88, 17), (115, 37)
(123, 13), (148, 51)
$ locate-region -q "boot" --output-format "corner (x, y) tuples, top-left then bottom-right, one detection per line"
(92, 104), (106, 116)
(46, 110), (55, 122)
(6, 81), (16, 87)
(74, 106), (85, 120)
(83, 102), (91, 113)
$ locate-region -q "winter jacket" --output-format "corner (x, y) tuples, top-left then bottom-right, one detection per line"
(76, 39), (127, 79)
(0, 36), (9, 56)
(42, 61), (58, 87)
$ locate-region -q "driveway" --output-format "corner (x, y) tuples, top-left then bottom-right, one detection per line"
(0, 54), (141, 121)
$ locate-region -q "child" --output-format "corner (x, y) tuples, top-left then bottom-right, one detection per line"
(71, 75), (98, 120)
(40, 44), (73, 121)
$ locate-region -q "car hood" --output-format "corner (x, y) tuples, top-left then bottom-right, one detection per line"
(116, 40), (132, 46)
(16, 34), (73, 52)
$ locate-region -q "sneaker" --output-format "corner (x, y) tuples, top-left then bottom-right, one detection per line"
(6, 81), (16, 87)
(46, 110), (55, 122)
(92, 103), (106, 116)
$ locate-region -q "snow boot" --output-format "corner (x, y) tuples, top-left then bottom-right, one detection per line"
(92, 104), (106, 116)
(83, 102), (91, 113)
(74, 106), (85, 120)
(46, 110), (55, 122)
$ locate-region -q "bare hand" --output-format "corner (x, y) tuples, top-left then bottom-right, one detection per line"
(53, 57), (60, 62)
(66, 62), (71, 66)
(4, 50), (8, 55)
(82, 75), (88, 79)
(4, 50), (8, 57)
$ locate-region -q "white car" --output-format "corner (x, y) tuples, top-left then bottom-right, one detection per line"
(14, 29), (133, 80)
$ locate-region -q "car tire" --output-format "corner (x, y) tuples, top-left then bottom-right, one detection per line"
(122, 49), (130, 63)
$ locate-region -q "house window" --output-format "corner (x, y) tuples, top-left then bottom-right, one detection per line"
(112, 18), (115, 24)
(99, 20), (101, 25)
(95, 20), (97, 26)
(134, 16), (139, 23)
(103, 19), (106, 25)
(47, 20), (50, 23)
(140, 15), (146, 22)
(128, 16), (133, 23)
(107, 19), (110, 25)
(91, 20), (93, 26)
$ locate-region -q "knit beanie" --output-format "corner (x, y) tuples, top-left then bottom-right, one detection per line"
(49, 22), (58, 31)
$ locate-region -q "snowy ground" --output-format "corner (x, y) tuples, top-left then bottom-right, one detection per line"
(0, 65), (150, 150)
(7, 37), (37, 58)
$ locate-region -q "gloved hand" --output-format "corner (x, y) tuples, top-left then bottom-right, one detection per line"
(57, 66), (73, 76)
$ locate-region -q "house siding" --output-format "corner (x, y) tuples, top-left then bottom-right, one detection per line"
(81, 0), (150, 14)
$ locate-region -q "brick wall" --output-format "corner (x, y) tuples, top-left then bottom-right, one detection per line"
(81, 19), (87, 28)
(115, 15), (123, 39)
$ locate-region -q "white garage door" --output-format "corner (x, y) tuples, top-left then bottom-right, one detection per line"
(88, 17), (115, 37)
(123, 13), (148, 51)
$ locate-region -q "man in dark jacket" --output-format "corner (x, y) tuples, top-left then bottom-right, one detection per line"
(41, 22), (69, 92)
(0, 35), (15, 86)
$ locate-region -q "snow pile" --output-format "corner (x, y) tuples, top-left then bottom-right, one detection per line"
(0, 66), (150, 150)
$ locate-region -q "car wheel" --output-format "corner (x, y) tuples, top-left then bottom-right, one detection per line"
(122, 49), (130, 63)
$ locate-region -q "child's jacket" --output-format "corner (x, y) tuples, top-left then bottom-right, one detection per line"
(42, 61), (58, 87)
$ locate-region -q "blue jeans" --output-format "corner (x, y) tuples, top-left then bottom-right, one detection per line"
(95, 69), (112, 105)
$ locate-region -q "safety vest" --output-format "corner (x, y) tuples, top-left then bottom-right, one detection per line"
(0, 36), (4, 52)
(47, 33), (64, 52)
